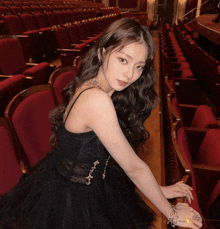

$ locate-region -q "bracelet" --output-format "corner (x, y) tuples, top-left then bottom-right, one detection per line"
(167, 204), (179, 227)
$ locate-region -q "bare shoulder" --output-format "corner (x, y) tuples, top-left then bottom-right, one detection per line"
(81, 88), (114, 112)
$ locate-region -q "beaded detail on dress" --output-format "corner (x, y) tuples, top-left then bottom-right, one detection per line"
(55, 155), (111, 185)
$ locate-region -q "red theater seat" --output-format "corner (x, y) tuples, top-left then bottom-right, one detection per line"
(5, 84), (56, 166)
(54, 26), (87, 67)
(49, 66), (77, 105)
(0, 74), (31, 116)
(3, 15), (42, 61)
(0, 117), (28, 194)
(168, 93), (219, 129)
(0, 37), (54, 85)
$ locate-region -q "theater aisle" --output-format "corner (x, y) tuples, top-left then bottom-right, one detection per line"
(136, 29), (167, 229)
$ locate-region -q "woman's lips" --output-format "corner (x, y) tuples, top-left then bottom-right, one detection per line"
(117, 79), (128, 87)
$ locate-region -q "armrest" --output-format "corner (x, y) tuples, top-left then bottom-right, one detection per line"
(0, 75), (13, 79)
(16, 34), (29, 38)
(57, 48), (81, 52)
(57, 49), (82, 67)
(179, 104), (198, 126)
(26, 63), (55, 69)
(71, 44), (80, 47)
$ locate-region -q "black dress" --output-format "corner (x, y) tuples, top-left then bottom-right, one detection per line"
(0, 88), (156, 229)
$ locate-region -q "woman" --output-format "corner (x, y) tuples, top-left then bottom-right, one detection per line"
(0, 18), (202, 229)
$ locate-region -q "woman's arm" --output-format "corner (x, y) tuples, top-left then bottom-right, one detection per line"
(67, 89), (202, 229)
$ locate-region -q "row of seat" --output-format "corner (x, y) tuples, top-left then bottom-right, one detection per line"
(53, 15), (119, 67)
(161, 30), (209, 106)
(173, 23), (220, 112)
(0, 36), (56, 115)
(0, 65), (76, 194)
(160, 23), (220, 229)
(0, 6), (119, 18)
(0, 7), (99, 19)
(0, 0), (105, 8)
(2, 10), (120, 61)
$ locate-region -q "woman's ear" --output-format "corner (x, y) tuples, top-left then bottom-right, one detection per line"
(98, 48), (106, 61)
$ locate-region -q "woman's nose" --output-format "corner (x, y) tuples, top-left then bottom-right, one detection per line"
(124, 66), (134, 79)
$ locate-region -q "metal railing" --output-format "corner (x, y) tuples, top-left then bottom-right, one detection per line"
(179, 0), (209, 22)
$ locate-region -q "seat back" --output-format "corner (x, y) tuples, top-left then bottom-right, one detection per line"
(31, 5), (42, 13)
(34, 12), (50, 29)
(53, 26), (72, 49)
(54, 11), (66, 25)
(49, 66), (77, 105)
(9, 6), (22, 15)
(0, 37), (28, 75)
(5, 84), (56, 166)
(0, 117), (25, 194)
(66, 24), (81, 44)
(0, 6), (10, 19)
(0, 74), (28, 116)
(75, 22), (89, 40)
(45, 12), (58, 27)
(3, 14), (25, 35)
(20, 13), (39, 31)
(21, 6), (33, 14)
(191, 105), (219, 129)
(196, 129), (220, 167)
(63, 10), (74, 24)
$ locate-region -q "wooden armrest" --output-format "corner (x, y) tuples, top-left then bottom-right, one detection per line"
(71, 44), (79, 47)
(193, 163), (220, 172)
(179, 103), (199, 109)
(26, 63), (38, 66)
(17, 34), (29, 38)
(0, 75), (34, 82)
(0, 75), (14, 78)
(26, 63), (55, 69)
(57, 48), (81, 52)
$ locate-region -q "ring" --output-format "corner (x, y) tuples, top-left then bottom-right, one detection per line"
(186, 218), (191, 224)
(195, 215), (202, 222)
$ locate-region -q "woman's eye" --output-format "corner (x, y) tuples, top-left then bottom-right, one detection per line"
(119, 58), (127, 64)
(137, 66), (144, 70)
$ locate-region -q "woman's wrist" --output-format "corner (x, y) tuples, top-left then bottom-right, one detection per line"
(167, 204), (179, 227)
(166, 204), (187, 227)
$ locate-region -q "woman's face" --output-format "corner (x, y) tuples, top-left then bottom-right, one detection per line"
(97, 42), (148, 96)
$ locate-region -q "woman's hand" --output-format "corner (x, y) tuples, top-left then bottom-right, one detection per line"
(160, 181), (193, 203)
(168, 202), (203, 229)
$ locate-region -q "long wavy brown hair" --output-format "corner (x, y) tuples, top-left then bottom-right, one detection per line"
(49, 17), (158, 149)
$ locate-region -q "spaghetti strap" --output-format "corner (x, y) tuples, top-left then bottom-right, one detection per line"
(64, 87), (94, 123)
